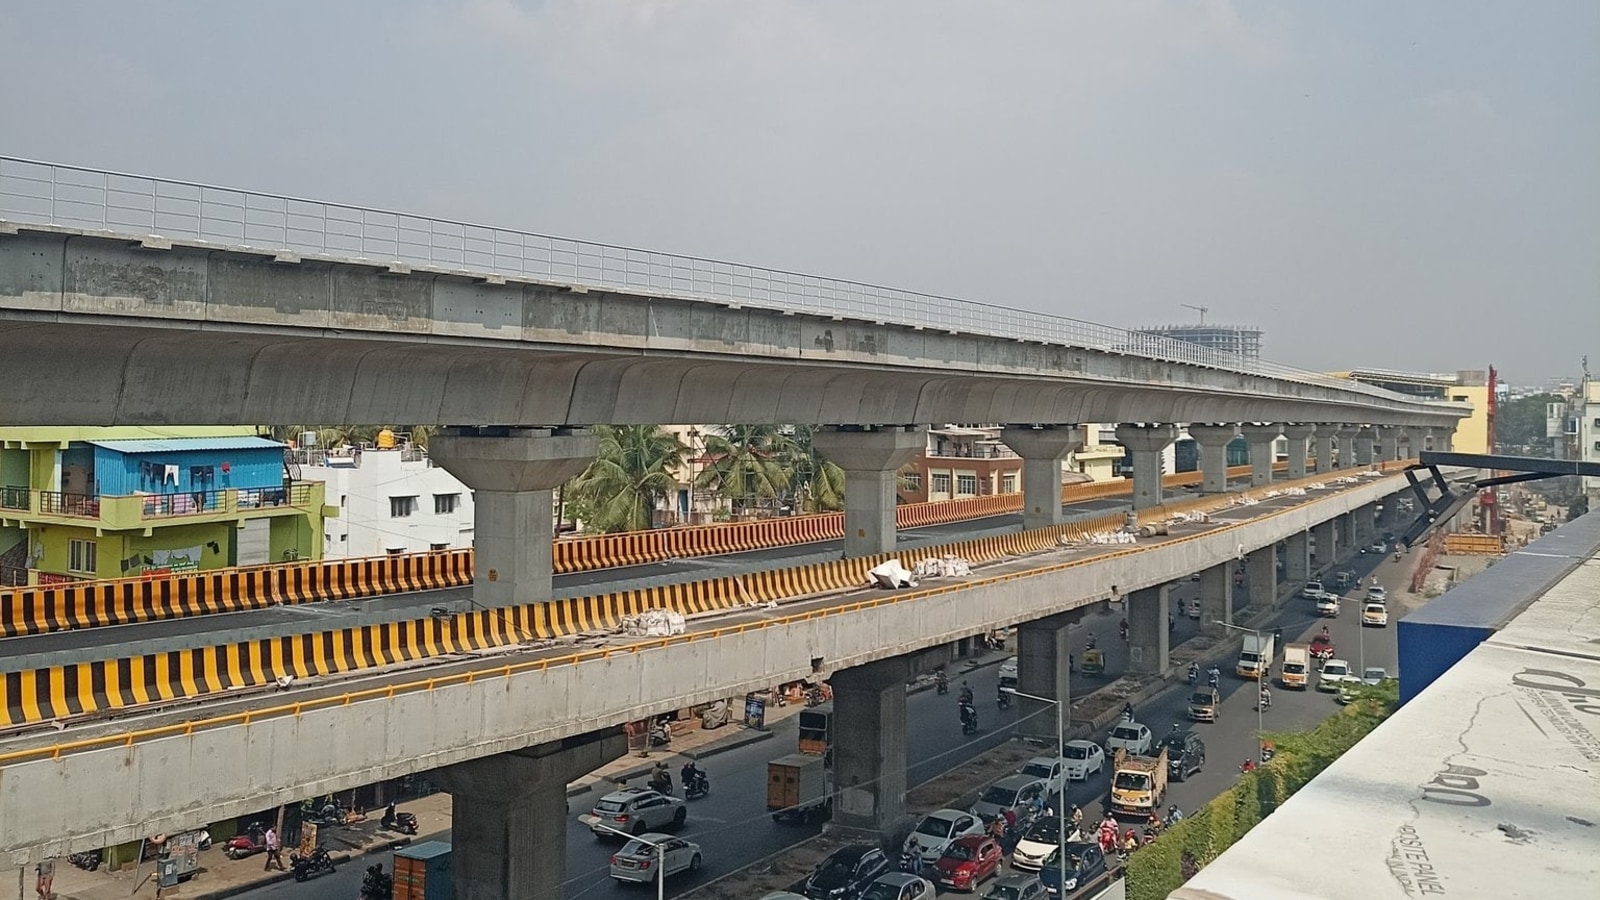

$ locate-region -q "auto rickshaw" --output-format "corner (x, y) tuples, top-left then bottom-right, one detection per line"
(1080, 648), (1105, 677)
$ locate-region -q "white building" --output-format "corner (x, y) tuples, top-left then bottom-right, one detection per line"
(298, 442), (476, 558)
(1579, 376), (1600, 502)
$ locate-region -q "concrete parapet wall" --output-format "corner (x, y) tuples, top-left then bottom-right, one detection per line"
(0, 474), (1408, 866)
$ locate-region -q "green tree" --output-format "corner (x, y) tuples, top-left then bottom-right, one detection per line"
(567, 425), (686, 533)
(1493, 393), (1560, 452)
(696, 425), (792, 517)
(785, 426), (847, 513)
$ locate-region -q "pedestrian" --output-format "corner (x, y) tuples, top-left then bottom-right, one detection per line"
(264, 826), (285, 871)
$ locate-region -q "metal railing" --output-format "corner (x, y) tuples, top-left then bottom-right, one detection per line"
(0, 486), (29, 511)
(37, 491), (100, 517)
(0, 156), (1431, 408)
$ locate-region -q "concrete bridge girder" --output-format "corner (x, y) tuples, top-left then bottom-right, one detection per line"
(0, 227), (1465, 429)
(0, 475), (1417, 866)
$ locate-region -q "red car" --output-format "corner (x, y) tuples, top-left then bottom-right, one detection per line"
(1310, 634), (1336, 660)
(933, 835), (1003, 893)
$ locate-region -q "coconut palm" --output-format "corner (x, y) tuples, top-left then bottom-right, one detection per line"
(696, 425), (793, 517)
(568, 425), (687, 533)
(785, 426), (847, 513)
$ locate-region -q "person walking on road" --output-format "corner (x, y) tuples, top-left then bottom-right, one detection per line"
(263, 827), (285, 871)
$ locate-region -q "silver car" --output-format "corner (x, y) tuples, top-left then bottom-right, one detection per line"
(585, 788), (686, 837)
(971, 775), (1048, 825)
(860, 873), (937, 900)
(608, 833), (701, 883)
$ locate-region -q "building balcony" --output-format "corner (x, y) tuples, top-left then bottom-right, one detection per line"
(0, 482), (325, 531)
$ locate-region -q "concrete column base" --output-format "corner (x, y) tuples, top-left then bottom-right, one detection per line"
(813, 426), (926, 557)
(1248, 548), (1277, 610)
(1114, 425), (1177, 510)
(1312, 424), (1341, 475)
(1000, 426), (1083, 530)
(1240, 424), (1282, 487)
(1126, 585), (1170, 675)
(1187, 424), (1238, 495)
(1199, 563), (1231, 636)
(1342, 427), (1367, 469)
(1311, 520), (1336, 570)
(1016, 611), (1075, 743)
(1285, 531), (1310, 584)
(431, 729), (627, 900)
(831, 648), (948, 835)
(430, 427), (596, 607)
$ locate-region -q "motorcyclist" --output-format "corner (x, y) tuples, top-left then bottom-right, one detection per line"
(1121, 829), (1139, 856)
(1240, 758), (1257, 774)
(1069, 804), (1083, 832)
(1168, 805), (1184, 823)
(1207, 665), (1221, 688)
(958, 682), (974, 705)
(1259, 685), (1272, 710)
(1273, 626), (1283, 643)
(1320, 624), (1331, 638)
(997, 684), (1012, 709)
(958, 700), (977, 733)
(1187, 662), (1199, 684)
(1121, 701), (1135, 721)
(1086, 633), (1098, 651)
(681, 761), (704, 793)
(1119, 618), (1129, 640)
(935, 670), (948, 694)
(648, 762), (673, 795)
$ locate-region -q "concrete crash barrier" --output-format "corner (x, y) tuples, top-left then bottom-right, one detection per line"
(0, 469), (1400, 729)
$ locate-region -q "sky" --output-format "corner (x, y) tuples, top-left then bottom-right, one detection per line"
(3, 1), (1596, 385)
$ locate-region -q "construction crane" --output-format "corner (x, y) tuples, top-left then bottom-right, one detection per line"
(1181, 304), (1209, 325)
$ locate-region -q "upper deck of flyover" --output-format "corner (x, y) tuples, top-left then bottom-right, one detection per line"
(0, 157), (1466, 430)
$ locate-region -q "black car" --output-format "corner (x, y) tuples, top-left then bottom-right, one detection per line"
(805, 845), (892, 900)
(1159, 730), (1205, 782)
(1036, 842), (1108, 898)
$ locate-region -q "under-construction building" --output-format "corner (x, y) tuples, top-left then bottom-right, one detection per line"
(1134, 324), (1263, 360)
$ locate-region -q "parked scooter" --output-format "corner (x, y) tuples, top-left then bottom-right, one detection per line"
(223, 824), (268, 860)
(291, 846), (337, 882)
(380, 805), (418, 836)
(308, 800), (348, 828)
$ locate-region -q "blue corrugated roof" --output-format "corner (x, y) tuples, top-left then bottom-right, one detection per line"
(85, 437), (287, 454)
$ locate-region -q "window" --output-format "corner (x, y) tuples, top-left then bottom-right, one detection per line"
(956, 474), (978, 495)
(902, 471), (922, 491)
(386, 547), (405, 555)
(430, 542), (450, 552)
(1452, 394), (1469, 403)
(389, 496), (418, 518)
(434, 493), (461, 515)
(931, 473), (952, 494)
(69, 538), (97, 574)
(1001, 474), (1018, 494)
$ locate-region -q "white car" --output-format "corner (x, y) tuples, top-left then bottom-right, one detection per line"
(1018, 756), (1067, 796)
(1010, 815), (1082, 872)
(608, 833), (701, 883)
(999, 657), (1019, 682)
(1060, 740), (1106, 781)
(1369, 541), (1387, 554)
(1300, 580), (1325, 600)
(1318, 659), (1358, 692)
(1366, 584), (1389, 604)
(1361, 603), (1389, 627)
(1105, 722), (1152, 757)
(905, 808), (984, 863)
(860, 874), (937, 900)
(1316, 595), (1340, 617)
(1362, 666), (1391, 686)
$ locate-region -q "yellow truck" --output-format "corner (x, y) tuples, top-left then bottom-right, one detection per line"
(1109, 746), (1168, 818)
(1281, 643), (1310, 689)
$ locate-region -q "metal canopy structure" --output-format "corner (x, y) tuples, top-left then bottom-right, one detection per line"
(1397, 451), (1600, 548)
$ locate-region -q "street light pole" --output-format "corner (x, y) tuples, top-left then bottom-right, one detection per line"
(583, 819), (666, 900)
(1003, 687), (1068, 895)
(1214, 621), (1266, 762)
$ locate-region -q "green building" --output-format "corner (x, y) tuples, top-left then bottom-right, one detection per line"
(1, 427), (334, 585)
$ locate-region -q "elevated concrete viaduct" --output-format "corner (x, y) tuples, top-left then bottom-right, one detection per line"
(0, 473), (1417, 875)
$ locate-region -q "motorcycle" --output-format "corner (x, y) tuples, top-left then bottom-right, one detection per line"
(291, 846), (336, 882)
(381, 810), (419, 836)
(996, 689), (1012, 711)
(899, 846), (922, 873)
(359, 863), (394, 900)
(684, 771), (711, 801)
(934, 672), (949, 695)
(959, 703), (979, 736)
(309, 801), (348, 828)
(648, 773), (674, 796)
(69, 851), (103, 872)
(1187, 666), (1199, 685)
(804, 686), (827, 708)
(648, 723), (673, 747)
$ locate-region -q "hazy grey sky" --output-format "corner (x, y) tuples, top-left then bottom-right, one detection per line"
(5, 1), (1595, 384)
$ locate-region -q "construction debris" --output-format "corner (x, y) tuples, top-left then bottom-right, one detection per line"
(912, 556), (972, 578)
(868, 559), (918, 589)
(620, 609), (687, 637)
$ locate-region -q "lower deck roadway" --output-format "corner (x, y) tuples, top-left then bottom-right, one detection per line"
(1, 481), (1245, 668)
(210, 542), (1407, 900)
(0, 476), (1373, 751)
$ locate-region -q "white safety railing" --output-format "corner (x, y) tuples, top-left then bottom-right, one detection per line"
(0, 155), (1415, 405)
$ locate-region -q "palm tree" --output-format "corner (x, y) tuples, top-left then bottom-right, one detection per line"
(785, 426), (847, 513)
(568, 425), (687, 533)
(696, 425), (793, 517)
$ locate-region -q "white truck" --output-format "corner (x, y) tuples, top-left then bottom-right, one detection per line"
(1281, 643), (1310, 689)
(1236, 633), (1276, 681)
